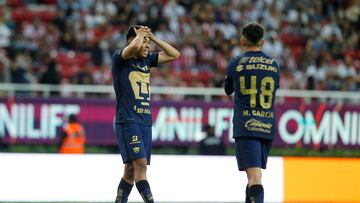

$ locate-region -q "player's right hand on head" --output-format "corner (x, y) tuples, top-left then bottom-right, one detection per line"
(134, 26), (151, 37)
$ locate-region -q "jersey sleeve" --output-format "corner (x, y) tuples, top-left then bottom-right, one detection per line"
(148, 52), (159, 68)
(273, 60), (280, 89)
(224, 75), (234, 95)
(224, 57), (238, 95)
(112, 49), (124, 65)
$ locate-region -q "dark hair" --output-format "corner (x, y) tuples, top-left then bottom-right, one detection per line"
(126, 25), (141, 41)
(68, 114), (77, 123)
(241, 22), (265, 45)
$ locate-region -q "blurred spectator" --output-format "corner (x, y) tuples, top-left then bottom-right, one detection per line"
(154, 22), (177, 45)
(52, 10), (66, 32)
(199, 124), (226, 155)
(0, 16), (11, 51)
(179, 37), (196, 69)
(11, 52), (36, 83)
(0, 51), (10, 82)
(94, 0), (117, 17)
(163, 0), (185, 33)
(74, 20), (94, 50)
(23, 17), (46, 50)
(74, 62), (93, 85)
(57, 0), (82, 20)
(38, 57), (60, 85)
(263, 0), (283, 30)
(216, 15), (237, 40)
(58, 114), (86, 154)
(92, 64), (111, 85)
(263, 31), (283, 63)
(84, 5), (106, 29)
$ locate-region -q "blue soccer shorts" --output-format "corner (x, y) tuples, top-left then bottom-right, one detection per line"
(114, 123), (152, 165)
(235, 137), (272, 171)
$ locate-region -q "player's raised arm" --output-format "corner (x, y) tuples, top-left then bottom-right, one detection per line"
(149, 33), (180, 63)
(122, 26), (150, 60)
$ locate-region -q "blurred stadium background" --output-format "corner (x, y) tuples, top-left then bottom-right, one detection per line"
(0, 0), (359, 202)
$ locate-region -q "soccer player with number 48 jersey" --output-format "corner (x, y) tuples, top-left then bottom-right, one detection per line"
(224, 22), (280, 203)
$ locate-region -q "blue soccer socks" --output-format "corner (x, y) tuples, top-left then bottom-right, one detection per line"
(249, 184), (264, 203)
(115, 178), (133, 203)
(136, 180), (154, 203)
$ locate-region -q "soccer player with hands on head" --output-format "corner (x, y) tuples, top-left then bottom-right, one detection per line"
(111, 25), (180, 203)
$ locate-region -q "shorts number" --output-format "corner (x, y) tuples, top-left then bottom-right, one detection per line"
(240, 76), (274, 109)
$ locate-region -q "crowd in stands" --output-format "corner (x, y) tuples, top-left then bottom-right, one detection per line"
(0, 0), (359, 94)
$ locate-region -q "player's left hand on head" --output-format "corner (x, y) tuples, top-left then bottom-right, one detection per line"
(148, 31), (154, 39)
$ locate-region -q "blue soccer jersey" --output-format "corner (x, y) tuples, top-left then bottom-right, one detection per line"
(112, 49), (159, 126)
(225, 51), (280, 140)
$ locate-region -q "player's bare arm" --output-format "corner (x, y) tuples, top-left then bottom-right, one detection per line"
(122, 26), (150, 59)
(148, 33), (180, 63)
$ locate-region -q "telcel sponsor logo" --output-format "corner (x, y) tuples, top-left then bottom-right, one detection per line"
(0, 103), (80, 139)
(279, 110), (360, 145)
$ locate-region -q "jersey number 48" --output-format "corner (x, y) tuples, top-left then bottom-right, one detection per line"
(240, 76), (274, 109)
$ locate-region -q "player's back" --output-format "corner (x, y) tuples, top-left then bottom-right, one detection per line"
(226, 51), (280, 140)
